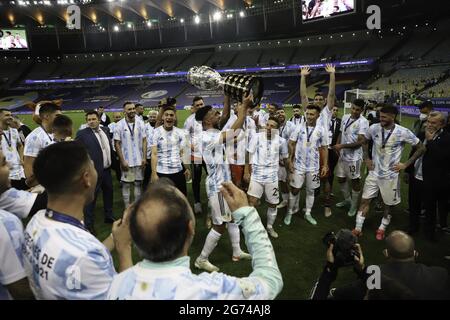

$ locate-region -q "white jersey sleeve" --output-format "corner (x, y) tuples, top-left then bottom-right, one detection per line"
(0, 210), (26, 300)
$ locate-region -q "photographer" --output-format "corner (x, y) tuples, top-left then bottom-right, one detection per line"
(311, 230), (450, 300)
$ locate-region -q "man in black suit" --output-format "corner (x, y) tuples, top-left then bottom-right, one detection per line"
(76, 110), (114, 234)
(422, 111), (450, 240)
(312, 230), (450, 300)
(327, 106), (341, 189)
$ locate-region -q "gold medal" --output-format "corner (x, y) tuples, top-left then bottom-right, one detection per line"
(306, 142), (311, 147)
(8, 146), (13, 152)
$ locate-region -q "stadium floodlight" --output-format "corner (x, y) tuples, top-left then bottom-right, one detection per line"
(43, 0), (50, 5)
(180, 18), (184, 23)
(227, 13), (233, 19)
(194, 15), (200, 24)
(239, 11), (245, 17)
(213, 11), (222, 21)
(146, 21), (152, 27)
(113, 25), (119, 32)
(127, 22), (132, 29)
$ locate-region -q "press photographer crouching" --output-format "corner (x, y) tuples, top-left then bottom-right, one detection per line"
(311, 230), (450, 300)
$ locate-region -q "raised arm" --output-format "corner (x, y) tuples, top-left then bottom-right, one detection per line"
(219, 94), (232, 129)
(325, 64), (336, 111)
(300, 66), (311, 109)
(220, 182), (283, 299)
(219, 94), (253, 144)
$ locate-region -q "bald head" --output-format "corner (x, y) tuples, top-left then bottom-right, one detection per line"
(129, 178), (195, 262)
(385, 231), (415, 260)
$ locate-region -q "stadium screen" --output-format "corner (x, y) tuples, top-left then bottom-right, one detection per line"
(0, 28), (29, 51)
(302, 0), (355, 22)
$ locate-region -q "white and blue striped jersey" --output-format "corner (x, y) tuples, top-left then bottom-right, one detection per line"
(24, 126), (54, 158)
(202, 129), (232, 197)
(144, 123), (154, 160)
(223, 115), (256, 165)
(247, 133), (288, 184)
(365, 123), (419, 180)
(183, 113), (203, 160)
(288, 115), (305, 127)
(1, 128), (25, 180)
(339, 114), (370, 162)
(113, 118), (146, 168)
(290, 122), (328, 173)
(278, 121), (296, 141)
(151, 126), (187, 174)
(0, 209), (26, 300)
(23, 210), (116, 300)
(0, 188), (37, 219)
(107, 256), (269, 300)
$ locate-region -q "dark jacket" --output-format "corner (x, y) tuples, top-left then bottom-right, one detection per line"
(314, 261), (450, 300)
(329, 117), (341, 146)
(76, 126), (113, 179)
(422, 129), (450, 190)
(99, 113), (111, 127)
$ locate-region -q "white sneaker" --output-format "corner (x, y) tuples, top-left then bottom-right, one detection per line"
(194, 202), (202, 215)
(336, 199), (351, 208)
(277, 200), (288, 209)
(324, 207), (332, 218)
(284, 214), (293, 225)
(348, 207), (357, 217)
(304, 214), (317, 226)
(195, 257), (219, 272)
(267, 227), (279, 238)
(232, 251), (252, 262)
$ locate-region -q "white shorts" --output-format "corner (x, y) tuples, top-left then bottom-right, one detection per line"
(208, 193), (232, 225)
(121, 166), (144, 183)
(336, 159), (362, 180)
(278, 166), (287, 182)
(362, 171), (401, 206)
(289, 171), (320, 191)
(247, 179), (279, 205)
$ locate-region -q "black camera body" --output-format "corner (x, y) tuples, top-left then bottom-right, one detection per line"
(323, 229), (360, 267)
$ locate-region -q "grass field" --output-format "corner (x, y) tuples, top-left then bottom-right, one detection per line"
(19, 109), (450, 299)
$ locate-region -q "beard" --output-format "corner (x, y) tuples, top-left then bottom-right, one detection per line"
(294, 114), (301, 118)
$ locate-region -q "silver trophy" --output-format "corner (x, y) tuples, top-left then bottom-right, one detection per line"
(187, 66), (264, 105)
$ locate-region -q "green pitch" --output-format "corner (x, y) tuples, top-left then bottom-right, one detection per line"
(19, 109), (450, 299)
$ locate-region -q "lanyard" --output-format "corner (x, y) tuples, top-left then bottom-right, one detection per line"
(126, 121), (135, 139)
(45, 209), (88, 232)
(279, 123), (285, 137)
(40, 125), (53, 143)
(344, 118), (356, 132)
(306, 125), (315, 143)
(2, 130), (12, 148)
(381, 125), (395, 149)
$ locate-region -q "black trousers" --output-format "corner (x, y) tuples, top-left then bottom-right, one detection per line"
(327, 149), (339, 189)
(84, 168), (114, 229)
(143, 159), (152, 191)
(192, 162), (207, 203)
(424, 184), (449, 239)
(111, 151), (122, 183)
(10, 178), (28, 191)
(158, 170), (187, 196)
(408, 175), (424, 233)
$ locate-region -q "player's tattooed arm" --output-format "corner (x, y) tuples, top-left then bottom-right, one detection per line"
(219, 94), (232, 129)
(393, 141), (426, 172)
(325, 64), (336, 111)
(362, 137), (374, 170)
(300, 66), (311, 109)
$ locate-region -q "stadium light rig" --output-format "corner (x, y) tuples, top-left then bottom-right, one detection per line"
(194, 15), (200, 24)
(213, 11), (222, 21)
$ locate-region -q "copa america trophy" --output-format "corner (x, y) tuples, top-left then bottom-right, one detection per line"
(187, 66), (264, 106)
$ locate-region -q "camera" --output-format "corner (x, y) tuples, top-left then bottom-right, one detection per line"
(322, 229), (360, 267)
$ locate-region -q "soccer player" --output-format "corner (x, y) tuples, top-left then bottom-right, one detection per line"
(353, 105), (425, 240)
(135, 103), (148, 122)
(224, 100), (256, 190)
(97, 106), (111, 127)
(183, 96), (206, 213)
(52, 114), (73, 142)
(23, 102), (61, 187)
(247, 116), (288, 238)
(285, 105), (329, 226)
(114, 102), (147, 207)
(194, 95), (253, 272)
(0, 150), (36, 300)
(288, 104), (305, 126)
(151, 106), (190, 196)
(275, 106), (295, 209)
(22, 142), (132, 300)
(108, 112), (123, 183)
(0, 109), (26, 190)
(332, 99), (369, 217)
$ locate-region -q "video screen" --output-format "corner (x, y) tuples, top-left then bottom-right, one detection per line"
(302, 0), (355, 22)
(0, 28), (29, 51)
